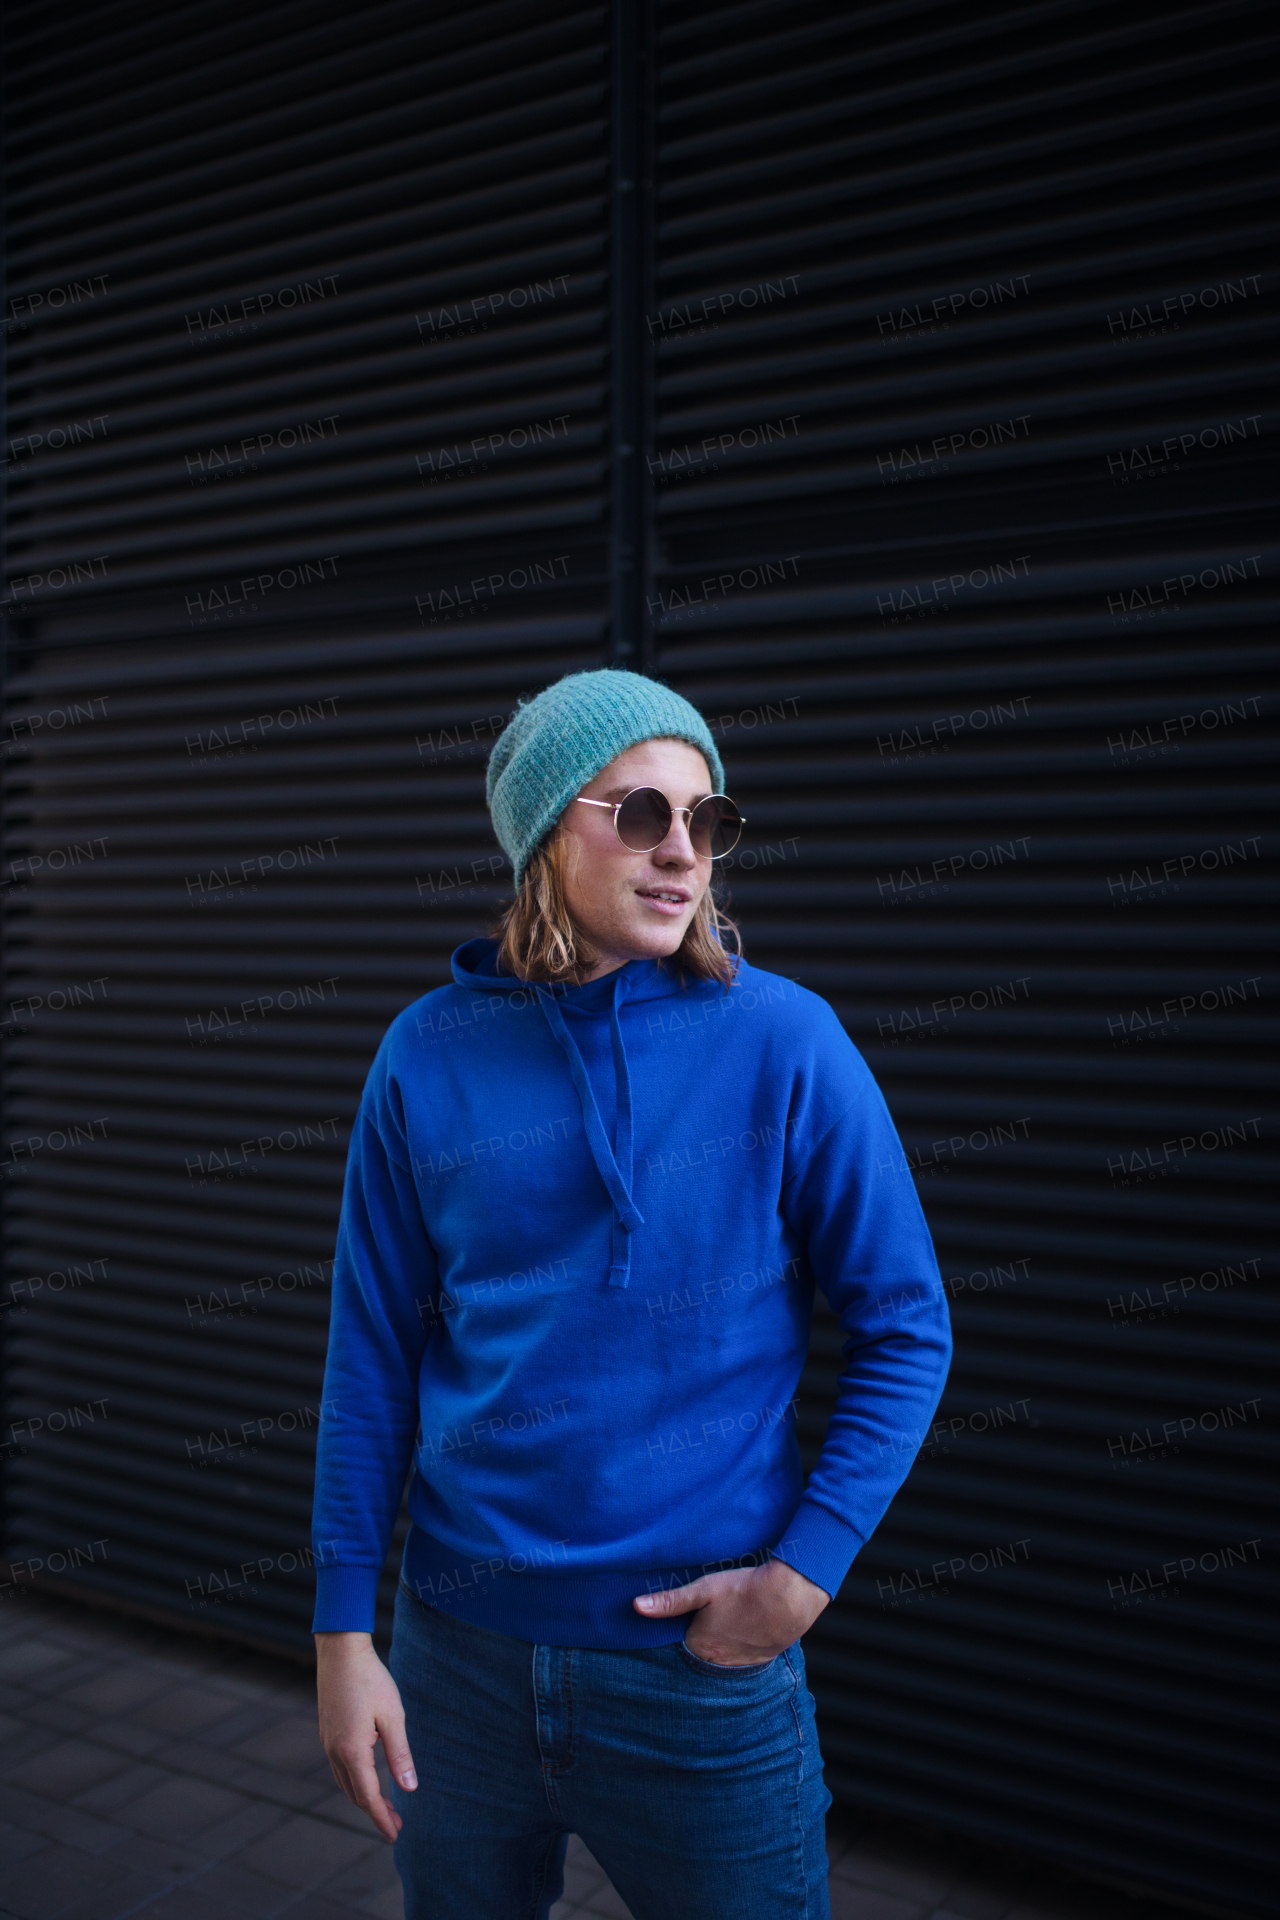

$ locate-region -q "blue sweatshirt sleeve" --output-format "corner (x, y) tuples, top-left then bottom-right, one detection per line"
(771, 1070), (952, 1600)
(311, 1083), (437, 1632)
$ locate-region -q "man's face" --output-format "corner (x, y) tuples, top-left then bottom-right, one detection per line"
(559, 737), (715, 981)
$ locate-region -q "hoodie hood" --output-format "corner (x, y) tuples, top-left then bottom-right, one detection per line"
(450, 939), (691, 1287)
(451, 937), (686, 1005)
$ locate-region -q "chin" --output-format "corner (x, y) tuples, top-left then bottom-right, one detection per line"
(625, 918), (692, 959)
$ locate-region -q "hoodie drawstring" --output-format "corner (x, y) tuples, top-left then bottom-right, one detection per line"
(537, 978), (644, 1288)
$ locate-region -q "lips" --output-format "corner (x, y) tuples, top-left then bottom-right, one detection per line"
(635, 887), (691, 914)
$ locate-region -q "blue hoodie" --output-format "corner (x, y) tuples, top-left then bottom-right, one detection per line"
(311, 940), (951, 1647)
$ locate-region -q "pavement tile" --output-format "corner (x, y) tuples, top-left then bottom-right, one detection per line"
(171, 1643), (251, 1676)
(578, 1881), (635, 1918)
(200, 1706), (288, 1752)
(7, 1736), (132, 1800)
(169, 1857), (303, 1917)
(1002, 1891), (1124, 1920)
(185, 1796), (293, 1859)
(0, 1817), (50, 1862)
(99, 1830), (211, 1878)
(210, 1652), (311, 1697)
(88, 1717), (170, 1758)
(36, 1617), (106, 1644)
(327, 1845), (404, 1905)
(109, 1773), (252, 1839)
(275, 1897), (376, 1920)
(71, 1760), (171, 1814)
(279, 1682), (321, 1708)
(44, 1871), (183, 1920)
(828, 1881), (927, 1920)
(227, 1759), (331, 1809)
(0, 1779), (132, 1854)
(56, 1664), (173, 1716)
(131, 1683), (244, 1735)
(0, 1723), (63, 1773)
(0, 1776), (61, 1823)
(833, 1846), (960, 1907)
(308, 1788), (380, 1833)
(0, 1638), (76, 1682)
(238, 1811), (382, 1888)
(99, 1649), (185, 1682)
(20, 1696), (96, 1733)
(0, 1601), (47, 1640)
(940, 1868), (1033, 1919)
(43, 1622), (136, 1656)
(143, 1739), (323, 1811)
(147, 1736), (244, 1785)
(31, 1801), (139, 1855)
(74, 1886), (227, 1920)
(213, 1679), (309, 1711)
(231, 1713), (327, 1773)
(357, 1889), (404, 1920)
(0, 1843), (133, 1920)
(560, 1855), (609, 1902)
(31, 1655), (108, 1696)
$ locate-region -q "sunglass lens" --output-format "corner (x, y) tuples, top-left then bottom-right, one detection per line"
(689, 796), (743, 857)
(616, 787), (673, 850)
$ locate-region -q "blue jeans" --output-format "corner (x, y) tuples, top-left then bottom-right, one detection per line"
(389, 1581), (832, 1919)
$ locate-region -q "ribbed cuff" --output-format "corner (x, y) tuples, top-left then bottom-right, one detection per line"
(770, 1498), (866, 1600)
(311, 1563), (383, 1634)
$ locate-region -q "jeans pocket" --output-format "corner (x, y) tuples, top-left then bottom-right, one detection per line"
(676, 1636), (779, 1677)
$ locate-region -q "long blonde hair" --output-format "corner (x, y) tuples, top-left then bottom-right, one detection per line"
(491, 829), (741, 988)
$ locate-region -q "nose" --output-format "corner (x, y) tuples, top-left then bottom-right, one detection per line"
(652, 811), (699, 867)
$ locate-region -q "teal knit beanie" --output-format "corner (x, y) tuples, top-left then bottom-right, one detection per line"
(486, 669), (725, 883)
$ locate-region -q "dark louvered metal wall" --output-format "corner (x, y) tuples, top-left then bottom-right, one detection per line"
(647, 5), (1278, 1917)
(2, 2), (1277, 1915)
(0, 0), (614, 1652)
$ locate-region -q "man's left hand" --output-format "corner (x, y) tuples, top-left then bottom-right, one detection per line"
(633, 1557), (830, 1666)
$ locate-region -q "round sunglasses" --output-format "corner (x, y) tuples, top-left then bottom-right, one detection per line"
(575, 786), (745, 858)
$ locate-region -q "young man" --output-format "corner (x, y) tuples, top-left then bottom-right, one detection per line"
(312, 668), (951, 1920)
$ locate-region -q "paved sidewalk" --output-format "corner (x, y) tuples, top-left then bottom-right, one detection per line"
(0, 1591), (1196, 1920)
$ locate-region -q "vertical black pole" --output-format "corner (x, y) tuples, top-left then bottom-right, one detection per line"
(609, 0), (654, 673)
(0, 10), (9, 1566)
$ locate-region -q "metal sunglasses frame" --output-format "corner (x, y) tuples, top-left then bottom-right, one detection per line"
(573, 787), (746, 857)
